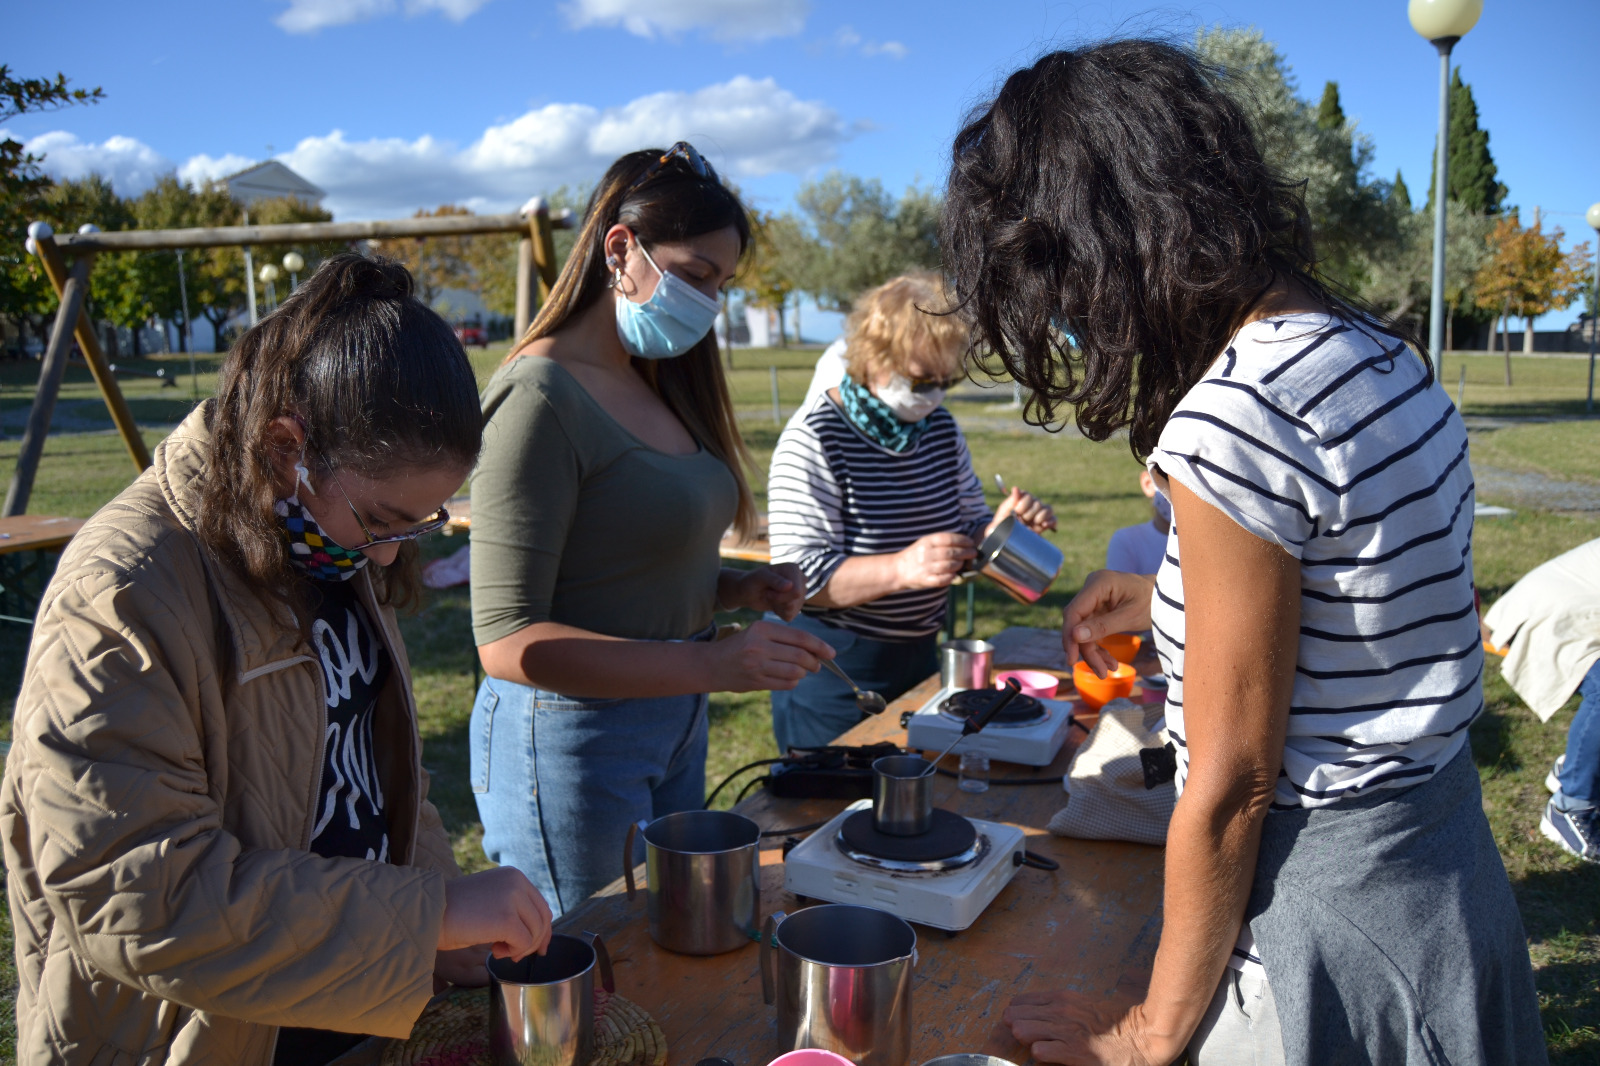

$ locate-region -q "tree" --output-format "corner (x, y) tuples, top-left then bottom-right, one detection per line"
(1362, 197), (1492, 346)
(1426, 68), (1505, 216)
(37, 174), (150, 356)
(369, 205), (475, 308)
(183, 181), (255, 349)
(739, 209), (802, 347)
(1316, 81), (1345, 131)
(1391, 170), (1412, 214)
(1474, 210), (1589, 381)
(1196, 28), (1390, 292)
(779, 173), (941, 313)
(458, 186), (587, 322)
(0, 66), (103, 353)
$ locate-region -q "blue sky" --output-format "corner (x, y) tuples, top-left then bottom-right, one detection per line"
(7, 0), (1598, 334)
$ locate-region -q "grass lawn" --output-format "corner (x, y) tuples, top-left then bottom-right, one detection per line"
(0, 343), (1597, 1060)
(1439, 350), (1599, 420)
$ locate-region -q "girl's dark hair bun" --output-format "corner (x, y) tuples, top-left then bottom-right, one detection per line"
(326, 253), (414, 301)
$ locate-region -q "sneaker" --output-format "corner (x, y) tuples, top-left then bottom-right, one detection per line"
(1541, 798), (1599, 863)
(1546, 754), (1565, 794)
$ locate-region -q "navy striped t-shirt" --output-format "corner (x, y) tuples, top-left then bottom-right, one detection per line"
(768, 393), (991, 640)
(1148, 313), (1482, 811)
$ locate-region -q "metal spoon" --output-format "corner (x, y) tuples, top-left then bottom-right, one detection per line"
(820, 658), (888, 716)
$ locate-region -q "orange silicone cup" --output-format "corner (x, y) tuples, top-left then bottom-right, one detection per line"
(1098, 633), (1143, 664)
(1072, 660), (1137, 710)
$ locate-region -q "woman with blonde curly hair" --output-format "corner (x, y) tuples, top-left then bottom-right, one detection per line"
(766, 272), (1056, 750)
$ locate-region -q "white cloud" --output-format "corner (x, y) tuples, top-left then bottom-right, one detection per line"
(565, 0), (808, 42)
(282, 75), (848, 217)
(177, 153), (259, 186)
(833, 24), (907, 59)
(28, 76), (849, 221)
(23, 132), (175, 195)
(275, 0), (491, 34)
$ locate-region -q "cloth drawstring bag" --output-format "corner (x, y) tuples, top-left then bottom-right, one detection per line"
(1048, 697), (1176, 847)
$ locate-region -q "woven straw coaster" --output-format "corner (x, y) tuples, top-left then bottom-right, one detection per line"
(381, 987), (668, 1066)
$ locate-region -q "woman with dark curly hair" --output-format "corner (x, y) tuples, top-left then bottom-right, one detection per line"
(943, 40), (1545, 1066)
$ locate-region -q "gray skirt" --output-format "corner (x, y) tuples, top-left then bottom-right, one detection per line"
(1247, 747), (1547, 1065)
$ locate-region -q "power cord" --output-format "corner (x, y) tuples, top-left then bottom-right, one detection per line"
(703, 757), (785, 809)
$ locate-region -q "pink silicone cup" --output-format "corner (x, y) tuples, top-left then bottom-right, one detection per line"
(994, 669), (1060, 699)
(767, 1052), (856, 1066)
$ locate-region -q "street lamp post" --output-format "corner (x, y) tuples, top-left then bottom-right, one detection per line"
(1409, 0), (1483, 377)
(283, 251), (304, 292)
(259, 263), (281, 314)
(1586, 202), (1600, 415)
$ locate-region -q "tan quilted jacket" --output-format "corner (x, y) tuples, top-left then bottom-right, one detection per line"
(3, 405), (460, 1065)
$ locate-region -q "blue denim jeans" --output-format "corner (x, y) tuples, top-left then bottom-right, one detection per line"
(469, 677), (709, 917)
(1555, 658), (1600, 810)
(768, 611), (938, 752)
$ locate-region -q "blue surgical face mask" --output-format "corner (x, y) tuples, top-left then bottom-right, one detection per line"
(614, 242), (720, 360)
(1152, 487), (1173, 524)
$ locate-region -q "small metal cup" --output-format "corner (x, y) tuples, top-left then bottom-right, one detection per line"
(973, 515), (1063, 604)
(940, 639), (994, 692)
(872, 755), (933, 836)
(920, 1057), (1022, 1066)
(487, 932), (615, 1066)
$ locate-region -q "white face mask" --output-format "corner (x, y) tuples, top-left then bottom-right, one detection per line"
(873, 374), (944, 423)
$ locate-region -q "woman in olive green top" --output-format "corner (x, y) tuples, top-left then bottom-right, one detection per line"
(469, 144), (834, 914)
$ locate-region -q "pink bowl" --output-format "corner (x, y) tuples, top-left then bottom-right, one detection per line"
(767, 1052), (855, 1066)
(994, 669), (1060, 699)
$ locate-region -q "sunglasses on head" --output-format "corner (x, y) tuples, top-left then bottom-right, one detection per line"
(627, 141), (719, 193)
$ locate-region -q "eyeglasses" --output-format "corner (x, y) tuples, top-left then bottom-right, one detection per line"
(321, 462), (449, 550)
(627, 141), (718, 193)
(908, 373), (964, 393)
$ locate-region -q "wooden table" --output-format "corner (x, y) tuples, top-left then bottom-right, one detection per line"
(555, 628), (1166, 1066)
(0, 515), (86, 625)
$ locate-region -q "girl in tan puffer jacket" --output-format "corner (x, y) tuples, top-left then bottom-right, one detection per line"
(3, 254), (552, 1066)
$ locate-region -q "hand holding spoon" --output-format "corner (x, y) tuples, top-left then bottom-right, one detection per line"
(821, 658), (888, 716)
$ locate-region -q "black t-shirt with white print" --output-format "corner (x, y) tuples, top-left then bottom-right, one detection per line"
(307, 577), (391, 862)
(274, 577), (392, 1066)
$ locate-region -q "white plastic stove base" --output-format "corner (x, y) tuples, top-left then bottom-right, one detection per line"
(782, 800), (1026, 931)
(904, 687), (1077, 767)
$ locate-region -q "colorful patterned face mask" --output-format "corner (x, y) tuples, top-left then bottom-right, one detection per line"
(275, 494), (369, 582)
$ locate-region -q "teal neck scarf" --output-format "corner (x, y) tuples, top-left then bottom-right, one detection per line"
(838, 373), (929, 453)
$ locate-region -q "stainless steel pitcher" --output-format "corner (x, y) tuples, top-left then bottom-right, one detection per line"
(973, 514), (1063, 604)
(760, 905), (917, 1066)
(487, 931), (614, 1066)
(625, 809), (762, 955)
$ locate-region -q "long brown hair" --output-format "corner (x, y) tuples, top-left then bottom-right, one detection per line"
(510, 149), (758, 536)
(201, 253), (483, 621)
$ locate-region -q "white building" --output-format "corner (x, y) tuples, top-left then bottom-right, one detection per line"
(220, 160), (326, 209)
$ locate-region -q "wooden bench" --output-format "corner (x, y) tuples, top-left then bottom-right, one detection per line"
(0, 514), (85, 626)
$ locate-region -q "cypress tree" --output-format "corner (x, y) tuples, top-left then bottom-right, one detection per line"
(1427, 67), (1507, 214)
(1391, 170), (1412, 214)
(1316, 81), (1344, 130)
